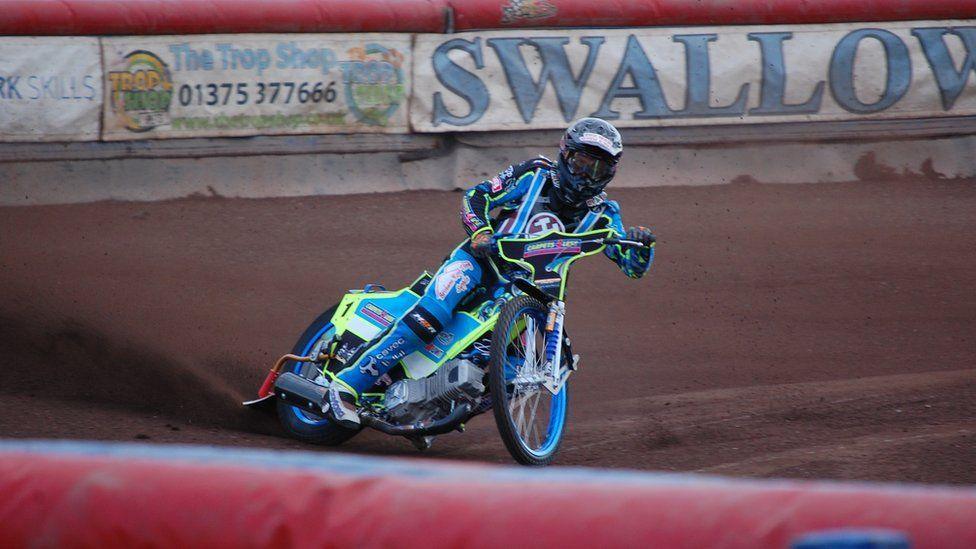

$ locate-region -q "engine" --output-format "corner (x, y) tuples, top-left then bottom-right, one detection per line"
(384, 358), (486, 424)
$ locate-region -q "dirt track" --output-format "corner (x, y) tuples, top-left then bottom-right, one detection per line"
(1, 178), (975, 483)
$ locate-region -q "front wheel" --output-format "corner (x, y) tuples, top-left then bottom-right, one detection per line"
(276, 305), (361, 446)
(490, 295), (569, 466)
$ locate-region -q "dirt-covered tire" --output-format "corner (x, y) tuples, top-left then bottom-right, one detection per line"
(276, 305), (361, 446)
(490, 294), (569, 466)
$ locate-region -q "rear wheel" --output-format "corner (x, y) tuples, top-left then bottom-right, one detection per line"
(276, 305), (361, 445)
(489, 295), (568, 466)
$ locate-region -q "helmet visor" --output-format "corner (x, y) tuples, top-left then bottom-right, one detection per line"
(566, 150), (616, 183)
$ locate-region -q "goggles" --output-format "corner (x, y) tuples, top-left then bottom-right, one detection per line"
(566, 150), (616, 183)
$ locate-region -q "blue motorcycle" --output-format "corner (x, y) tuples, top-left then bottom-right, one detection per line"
(245, 229), (652, 465)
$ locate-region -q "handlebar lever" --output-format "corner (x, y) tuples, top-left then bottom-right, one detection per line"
(604, 237), (653, 250)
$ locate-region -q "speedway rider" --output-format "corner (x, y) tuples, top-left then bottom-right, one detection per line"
(326, 117), (656, 428)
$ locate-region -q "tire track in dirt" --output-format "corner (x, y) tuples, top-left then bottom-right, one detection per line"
(1, 179), (974, 481)
(563, 369), (976, 481)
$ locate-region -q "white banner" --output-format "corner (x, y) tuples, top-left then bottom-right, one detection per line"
(412, 21), (976, 132)
(0, 37), (101, 142)
(102, 34), (411, 140)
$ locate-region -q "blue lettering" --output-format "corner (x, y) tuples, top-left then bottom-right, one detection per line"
(431, 38), (490, 127)
(41, 76), (57, 99)
(672, 34), (749, 117)
(487, 36), (603, 123)
(4, 76), (22, 99)
(276, 42), (336, 75)
(830, 29), (911, 114)
(84, 75), (96, 101)
(28, 75), (40, 99)
(168, 43), (213, 71)
(591, 34), (673, 119)
(747, 32), (824, 115)
(913, 27), (976, 110)
(217, 43), (269, 75)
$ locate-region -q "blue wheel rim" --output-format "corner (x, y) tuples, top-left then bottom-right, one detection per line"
(505, 306), (567, 458)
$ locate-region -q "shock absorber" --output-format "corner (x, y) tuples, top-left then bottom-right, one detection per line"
(544, 300), (565, 367)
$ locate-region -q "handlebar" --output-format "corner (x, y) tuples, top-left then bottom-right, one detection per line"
(491, 233), (653, 250)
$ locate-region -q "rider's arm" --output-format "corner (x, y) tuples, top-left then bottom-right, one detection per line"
(599, 200), (654, 279)
(460, 159), (548, 238)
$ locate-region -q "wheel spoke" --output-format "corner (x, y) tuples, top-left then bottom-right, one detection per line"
(526, 391), (542, 448)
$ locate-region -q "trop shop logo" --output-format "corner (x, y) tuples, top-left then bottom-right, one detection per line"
(340, 44), (406, 126)
(108, 50), (173, 132)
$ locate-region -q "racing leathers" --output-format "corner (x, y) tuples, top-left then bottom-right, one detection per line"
(332, 156), (654, 398)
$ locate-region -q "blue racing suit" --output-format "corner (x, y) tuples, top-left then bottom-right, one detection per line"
(334, 156), (654, 396)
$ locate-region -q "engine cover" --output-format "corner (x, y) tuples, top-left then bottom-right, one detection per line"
(385, 359), (485, 424)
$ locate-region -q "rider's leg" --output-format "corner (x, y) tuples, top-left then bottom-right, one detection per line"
(328, 246), (483, 426)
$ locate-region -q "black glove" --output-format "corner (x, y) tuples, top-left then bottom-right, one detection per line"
(626, 226), (656, 247)
(470, 230), (494, 258)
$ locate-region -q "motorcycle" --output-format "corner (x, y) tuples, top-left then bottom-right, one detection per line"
(244, 228), (652, 465)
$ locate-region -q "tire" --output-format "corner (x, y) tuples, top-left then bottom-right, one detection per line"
(276, 305), (361, 446)
(490, 295), (569, 466)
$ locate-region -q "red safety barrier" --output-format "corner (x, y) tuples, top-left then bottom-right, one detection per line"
(2, 0), (975, 35)
(451, 0), (976, 30)
(2, 447), (976, 548)
(0, 0), (447, 35)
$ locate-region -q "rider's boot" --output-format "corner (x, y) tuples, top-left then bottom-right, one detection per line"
(326, 382), (361, 429)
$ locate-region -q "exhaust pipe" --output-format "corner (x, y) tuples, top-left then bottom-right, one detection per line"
(273, 372), (329, 417)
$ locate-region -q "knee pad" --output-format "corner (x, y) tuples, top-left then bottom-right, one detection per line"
(402, 303), (445, 344)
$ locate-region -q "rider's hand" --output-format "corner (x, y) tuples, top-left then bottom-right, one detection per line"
(470, 230), (494, 258)
(626, 226), (656, 247)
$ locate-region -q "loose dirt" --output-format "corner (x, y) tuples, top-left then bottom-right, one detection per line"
(2, 178), (974, 483)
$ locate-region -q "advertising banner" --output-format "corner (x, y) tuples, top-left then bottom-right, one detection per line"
(412, 20), (976, 132)
(0, 37), (101, 142)
(102, 34), (411, 140)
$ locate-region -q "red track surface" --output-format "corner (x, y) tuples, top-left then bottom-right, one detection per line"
(1, 178), (974, 482)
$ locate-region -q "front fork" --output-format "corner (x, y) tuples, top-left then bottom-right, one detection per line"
(542, 300), (570, 394)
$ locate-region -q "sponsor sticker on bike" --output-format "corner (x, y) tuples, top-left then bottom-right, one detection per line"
(526, 212), (564, 235)
(360, 303), (395, 327)
(523, 239), (582, 258)
(434, 260), (474, 299)
(423, 343), (444, 359)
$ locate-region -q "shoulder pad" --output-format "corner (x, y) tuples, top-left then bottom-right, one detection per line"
(507, 156), (554, 182)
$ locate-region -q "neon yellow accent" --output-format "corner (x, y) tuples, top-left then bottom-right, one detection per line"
(400, 309), (496, 379)
(496, 228), (614, 300)
(443, 311), (497, 361)
(331, 377), (360, 402)
(509, 316), (528, 344)
(406, 271), (432, 297)
(470, 226), (492, 239)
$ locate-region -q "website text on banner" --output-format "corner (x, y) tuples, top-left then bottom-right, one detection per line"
(411, 21), (976, 132)
(0, 37), (102, 142)
(102, 34), (411, 140)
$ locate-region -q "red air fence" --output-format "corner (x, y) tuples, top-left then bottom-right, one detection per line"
(1, 0), (974, 35)
(1, 441), (975, 548)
